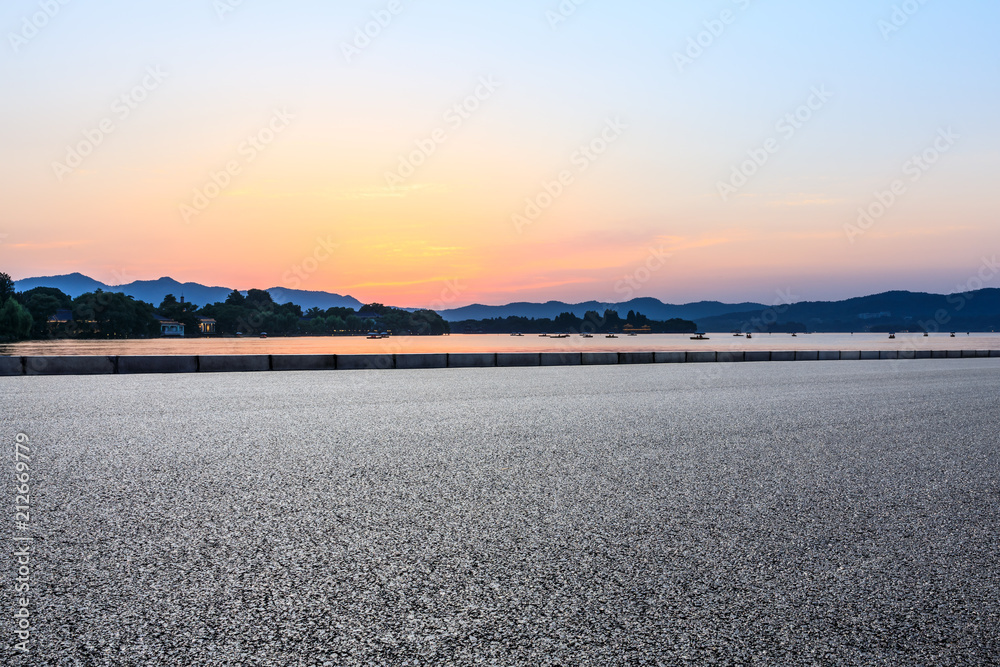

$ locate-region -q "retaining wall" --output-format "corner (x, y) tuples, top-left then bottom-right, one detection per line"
(0, 350), (997, 377)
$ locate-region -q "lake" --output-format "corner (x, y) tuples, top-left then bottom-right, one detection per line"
(2, 332), (998, 356)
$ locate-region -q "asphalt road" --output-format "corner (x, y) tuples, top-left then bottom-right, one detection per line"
(3, 360), (999, 665)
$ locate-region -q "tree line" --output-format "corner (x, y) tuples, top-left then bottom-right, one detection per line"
(454, 309), (697, 334)
(0, 272), (448, 341)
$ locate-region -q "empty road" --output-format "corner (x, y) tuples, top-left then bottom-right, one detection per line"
(3, 359), (999, 665)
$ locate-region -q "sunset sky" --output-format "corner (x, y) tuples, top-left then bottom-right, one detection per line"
(2, 0), (998, 307)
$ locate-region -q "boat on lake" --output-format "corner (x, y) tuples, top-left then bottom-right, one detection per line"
(690, 333), (709, 340)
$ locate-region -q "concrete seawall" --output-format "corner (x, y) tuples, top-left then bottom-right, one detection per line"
(1, 350), (999, 376)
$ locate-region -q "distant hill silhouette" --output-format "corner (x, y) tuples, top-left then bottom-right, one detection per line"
(695, 289), (1000, 332)
(438, 298), (768, 322)
(14, 272), (107, 296)
(12, 274), (1000, 331)
(13, 274), (362, 311)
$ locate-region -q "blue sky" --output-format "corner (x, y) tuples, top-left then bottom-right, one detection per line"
(2, 0), (998, 305)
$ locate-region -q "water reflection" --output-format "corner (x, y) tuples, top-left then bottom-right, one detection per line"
(2, 332), (998, 357)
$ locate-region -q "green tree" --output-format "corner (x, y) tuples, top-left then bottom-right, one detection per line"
(158, 294), (201, 336)
(245, 289), (274, 311)
(199, 303), (246, 335)
(324, 306), (355, 320)
(225, 289), (246, 306)
(0, 298), (32, 341)
(327, 315), (346, 332)
(604, 309), (623, 331)
(360, 302), (390, 316)
(409, 309), (450, 335)
(73, 291), (158, 338)
(276, 301), (302, 319)
(18, 286), (72, 337)
(345, 314), (363, 332)
(0, 272), (14, 304)
(554, 312), (580, 332)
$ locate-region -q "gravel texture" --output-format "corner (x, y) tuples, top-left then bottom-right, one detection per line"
(3, 359), (999, 665)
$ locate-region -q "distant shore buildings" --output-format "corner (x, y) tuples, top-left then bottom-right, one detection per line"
(153, 315), (184, 337)
(50, 310), (217, 337)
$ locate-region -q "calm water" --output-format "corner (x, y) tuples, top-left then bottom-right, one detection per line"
(2, 332), (998, 356)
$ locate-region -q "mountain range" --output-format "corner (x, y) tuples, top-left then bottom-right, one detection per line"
(13, 273), (363, 311)
(695, 289), (1000, 333)
(11, 273), (1000, 331)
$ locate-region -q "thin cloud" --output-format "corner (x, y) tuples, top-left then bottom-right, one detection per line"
(7, 240), (92, 250)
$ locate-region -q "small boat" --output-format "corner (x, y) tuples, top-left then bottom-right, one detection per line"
(745, 333), (752, 339)
(551, 333), (570, 339)
(606, 334), (618, 338)
(733, 332), (743, 337)
(888, 333), (895, 339)
(581, 333), (593, 338)
(950, 332), (956, 337)
(259, 332), (268, 338)
(628, 332), (638, 336)
(791, 333), (797, 337)
(539, 333), (548, 337)
(690, 333), (709, 340)
(923, 332), (929, 337)
(510, 332), (523, 337)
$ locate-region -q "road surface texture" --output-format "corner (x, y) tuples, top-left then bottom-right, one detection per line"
(3, 359), (999, 665)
